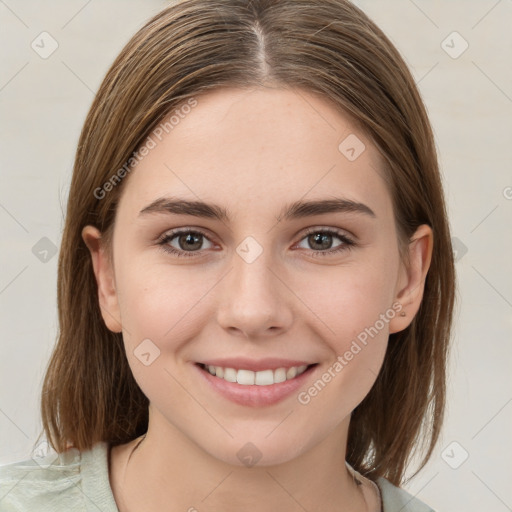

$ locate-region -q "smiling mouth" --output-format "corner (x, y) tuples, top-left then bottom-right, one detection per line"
(196, 362), (318, 386)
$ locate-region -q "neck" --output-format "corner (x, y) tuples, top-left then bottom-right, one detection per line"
(109, 408), (369, 512)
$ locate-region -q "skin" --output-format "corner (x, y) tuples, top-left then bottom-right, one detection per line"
(83, 86), (432, 512)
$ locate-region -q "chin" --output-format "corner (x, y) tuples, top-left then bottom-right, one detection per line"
(203, 435), (307, 469)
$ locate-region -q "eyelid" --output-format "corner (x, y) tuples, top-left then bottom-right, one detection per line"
(299, 225), (356, 241)
(157, 225), (355, 242)
(156, 225), (215, 242)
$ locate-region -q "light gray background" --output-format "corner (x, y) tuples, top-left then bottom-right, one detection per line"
(1, 1), (511, 511)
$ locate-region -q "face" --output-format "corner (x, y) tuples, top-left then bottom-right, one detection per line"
(84, 86), (431, 467)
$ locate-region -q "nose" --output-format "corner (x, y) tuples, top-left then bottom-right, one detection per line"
(215, 247), (293, 339)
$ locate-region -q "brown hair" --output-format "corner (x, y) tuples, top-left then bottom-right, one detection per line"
(36, 0), (455, 486)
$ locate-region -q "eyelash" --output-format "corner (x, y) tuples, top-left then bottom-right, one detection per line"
(156, 227), (356, 259)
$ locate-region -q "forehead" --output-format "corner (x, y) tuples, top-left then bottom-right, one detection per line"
(117, 87), (393, 223)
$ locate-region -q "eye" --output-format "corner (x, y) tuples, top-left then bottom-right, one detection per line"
(157, 229), (214, 258)
(156, 227), (356, 259)
(295, 228), (356, 257)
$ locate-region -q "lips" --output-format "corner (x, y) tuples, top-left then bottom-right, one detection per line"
(193, 359), (319, 407)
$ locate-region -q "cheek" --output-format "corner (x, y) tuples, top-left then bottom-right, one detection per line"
(303, 259), (398, 342)
(294, 263), (396, 408)
(115, 260), (217, 345)
(113, 263), (212, 411)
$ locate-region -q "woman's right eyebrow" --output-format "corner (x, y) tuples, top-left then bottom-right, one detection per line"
(138, 196), (377, 223)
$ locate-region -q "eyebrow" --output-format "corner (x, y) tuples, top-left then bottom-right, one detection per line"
(138, 196), (376, 222)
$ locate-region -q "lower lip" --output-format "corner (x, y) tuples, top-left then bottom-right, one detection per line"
(194, 363), (318, 407)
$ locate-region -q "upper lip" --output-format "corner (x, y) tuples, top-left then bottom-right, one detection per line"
(197, 358), (316, 372)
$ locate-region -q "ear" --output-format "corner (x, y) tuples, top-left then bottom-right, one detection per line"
(81, 225), (122, 333)
(389, 224), (433, 334)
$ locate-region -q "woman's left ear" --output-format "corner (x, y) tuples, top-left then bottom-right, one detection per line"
(389, 224), (433, 334)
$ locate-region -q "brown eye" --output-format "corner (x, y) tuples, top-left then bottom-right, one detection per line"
(296, 228), (355, 257)
(158, 229), (214, 257)
(175, 232), (203, 251)
(307, 232), (335, 250)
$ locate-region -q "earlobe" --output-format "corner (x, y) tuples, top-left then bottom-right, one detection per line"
(81, 225), (123, 333)
(389, 224), (433, 334)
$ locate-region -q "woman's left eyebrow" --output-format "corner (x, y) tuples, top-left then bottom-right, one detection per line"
(138, 196), (376, 222)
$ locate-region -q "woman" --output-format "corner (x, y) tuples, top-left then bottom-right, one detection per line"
(0, 1), (455, 511)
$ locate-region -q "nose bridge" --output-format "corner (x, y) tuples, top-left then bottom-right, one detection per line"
(216, 235), (292, 336)
(232, 236), (281, 306)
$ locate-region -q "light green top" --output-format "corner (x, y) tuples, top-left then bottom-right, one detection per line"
(0, 442), (435, 511)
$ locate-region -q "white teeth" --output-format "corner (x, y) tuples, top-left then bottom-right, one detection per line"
(237, 369), (255, 385)
(286, 367), (297, 379)
(274, 368), (287, 383)
(223, 367), (237, 383)
(203, 364), (311, 386)
(255, 369), (274, 386)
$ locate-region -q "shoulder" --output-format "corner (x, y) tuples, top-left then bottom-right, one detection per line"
(0, 441), (117, 512)
(0, 445), (83, 511)
(376, 477), (436, 512)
